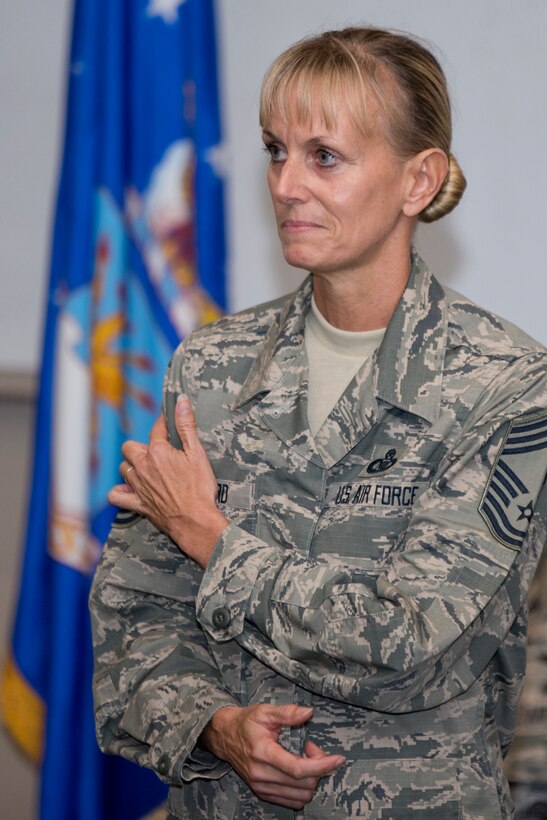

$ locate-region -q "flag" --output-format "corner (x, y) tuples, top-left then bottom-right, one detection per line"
(1, 1), (226, 817)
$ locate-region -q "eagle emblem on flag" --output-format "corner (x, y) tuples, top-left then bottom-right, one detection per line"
(480, 413), (547, 550)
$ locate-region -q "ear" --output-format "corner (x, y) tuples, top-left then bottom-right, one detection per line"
(402, 149), (449, 218)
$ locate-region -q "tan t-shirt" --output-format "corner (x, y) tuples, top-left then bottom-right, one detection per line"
(305, 295), (385, 437)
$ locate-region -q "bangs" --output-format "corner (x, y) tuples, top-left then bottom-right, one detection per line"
(259, 47), (387, 137)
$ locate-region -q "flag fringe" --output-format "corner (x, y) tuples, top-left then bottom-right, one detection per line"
(0, 653), (44, 763)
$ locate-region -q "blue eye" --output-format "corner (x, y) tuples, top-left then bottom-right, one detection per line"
(317, 149), (337, 167)
(263, 143), (285, 163)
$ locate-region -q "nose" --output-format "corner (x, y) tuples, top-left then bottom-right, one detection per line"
(269, 156), (308, 204)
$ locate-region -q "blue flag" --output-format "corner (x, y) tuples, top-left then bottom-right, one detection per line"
(1, 1), (226, 817)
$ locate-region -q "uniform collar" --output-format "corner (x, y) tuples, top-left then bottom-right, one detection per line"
(375, 250), (447, 426)
(233, 277), (312, 409)
(232, 252), (448, 465)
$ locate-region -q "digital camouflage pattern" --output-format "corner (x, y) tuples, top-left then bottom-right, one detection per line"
(504, 543), (547, 818)
(90, 253), (547, 819)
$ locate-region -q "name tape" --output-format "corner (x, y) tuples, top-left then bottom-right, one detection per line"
(216, 481), (254, 510)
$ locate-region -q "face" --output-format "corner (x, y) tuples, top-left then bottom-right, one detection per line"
(263, 102), (415, 281)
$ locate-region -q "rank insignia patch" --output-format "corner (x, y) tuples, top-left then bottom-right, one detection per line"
(480, 413), (547, 550)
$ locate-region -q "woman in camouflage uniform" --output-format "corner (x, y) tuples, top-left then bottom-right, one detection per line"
(90, 28), (547, 819)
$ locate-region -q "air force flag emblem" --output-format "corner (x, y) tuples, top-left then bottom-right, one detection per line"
(480, 413), (547, 550)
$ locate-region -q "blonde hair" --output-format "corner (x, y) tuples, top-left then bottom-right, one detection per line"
(260, 27), (466, 222)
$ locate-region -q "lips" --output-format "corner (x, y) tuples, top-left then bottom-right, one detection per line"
(281, 219), (324, 231)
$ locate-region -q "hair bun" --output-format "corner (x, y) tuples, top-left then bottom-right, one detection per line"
(419, 153), (467, 223)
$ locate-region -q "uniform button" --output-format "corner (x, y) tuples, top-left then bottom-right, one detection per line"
(212, 606), (231, 628)
(157, 754), (170, 775)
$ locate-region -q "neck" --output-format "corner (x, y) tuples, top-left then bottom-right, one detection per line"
(312, 247), (411, 331)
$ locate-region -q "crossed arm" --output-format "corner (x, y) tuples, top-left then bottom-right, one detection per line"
(100, 395), (345, 810)
(100, 353), (547, 801)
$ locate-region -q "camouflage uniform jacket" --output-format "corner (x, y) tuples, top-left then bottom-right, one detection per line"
(90, 253), (547, 819)
(504, 540), (547, 786)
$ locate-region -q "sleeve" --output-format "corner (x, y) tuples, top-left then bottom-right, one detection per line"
(90, 516), (240, 784)
(504, 542), (547, 783)
(195, 354), (547, 713)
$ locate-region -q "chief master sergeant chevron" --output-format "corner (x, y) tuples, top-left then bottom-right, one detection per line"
(89, 27), (547, 819)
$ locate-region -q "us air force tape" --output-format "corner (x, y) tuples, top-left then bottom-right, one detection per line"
(479, 413), (547, 550)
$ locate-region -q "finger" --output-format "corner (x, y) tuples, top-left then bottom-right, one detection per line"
(255, 785), (315, 809)
(108, 484), (139, 508)
(121, 439), (147, 462)
(175, 395), (202, 454)
(119, 460), (138, 486)
(264, 741), (345, 780)
(261, 703), (313, 729)
(244, 763), (317, 806)
(256, 795), (311, 811)
(148, 414), (168, 445)
(249, 764), (321, 791)
(304, 739), (327, 759)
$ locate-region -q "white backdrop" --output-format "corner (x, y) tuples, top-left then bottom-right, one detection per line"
(1, 0), (546, 373)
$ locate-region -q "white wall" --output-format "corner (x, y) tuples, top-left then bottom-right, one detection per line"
(2, 0), (546, 375)
(0, 0), (73, 374)
(218, 0), (547, 344)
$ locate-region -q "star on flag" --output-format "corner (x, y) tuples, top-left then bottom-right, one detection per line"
(146, 0), (186, 24)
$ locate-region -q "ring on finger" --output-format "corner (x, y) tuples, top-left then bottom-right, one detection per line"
(124, 466), (135, 484)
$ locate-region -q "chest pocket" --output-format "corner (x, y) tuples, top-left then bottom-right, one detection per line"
(215, 478), (257, 534)
(312, 465), (430, 568)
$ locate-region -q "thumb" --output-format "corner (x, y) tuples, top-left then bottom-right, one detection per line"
(270, 703), (313, 728)
(175, 394), (201, 453)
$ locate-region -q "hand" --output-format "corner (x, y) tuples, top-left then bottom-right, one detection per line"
(200, 703), (346, 810)
(108, 395), (228, 567)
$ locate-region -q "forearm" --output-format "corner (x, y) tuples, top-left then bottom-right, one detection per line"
(97, 655), (239, 782)
(198, 705), (241, 760)
(90, 520), (240, 783)
(196, 495), (544, 712)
